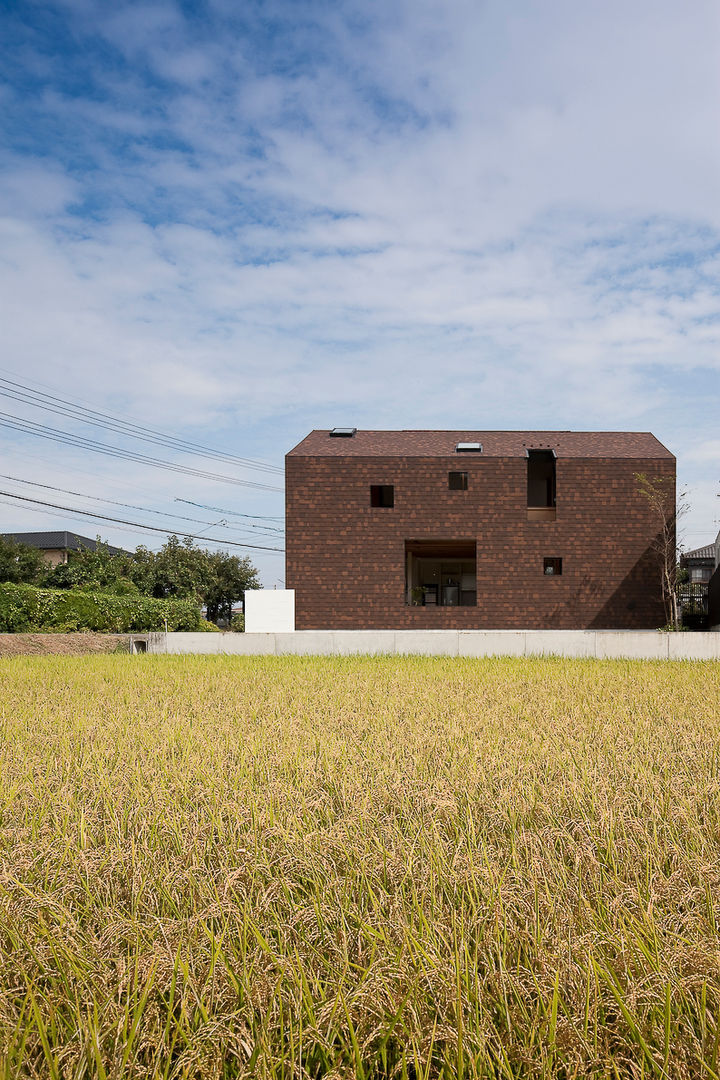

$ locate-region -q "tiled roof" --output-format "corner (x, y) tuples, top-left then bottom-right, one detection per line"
(288, 430), (674, 459)
(683, 544), (716, 562)
(3, 531), (129, 555)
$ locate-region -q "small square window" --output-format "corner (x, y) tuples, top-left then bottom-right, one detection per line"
(544, 557), (562, 576)
(448, 471), (468, 491)
(370, 484), (394, 507)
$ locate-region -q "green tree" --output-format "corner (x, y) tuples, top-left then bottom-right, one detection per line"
(42, 538), (137, 594)
(130, 536), (213, 601)
(0, 536), (45, 584)
(203, 549), (260, 624)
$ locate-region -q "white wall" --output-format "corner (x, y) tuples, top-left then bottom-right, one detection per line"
(244, 589), (295, 633)
(150, 629), (720, 660)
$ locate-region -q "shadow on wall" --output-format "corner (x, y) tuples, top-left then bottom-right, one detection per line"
(588, 542), (666, 629)
(545, 541), (666, 629)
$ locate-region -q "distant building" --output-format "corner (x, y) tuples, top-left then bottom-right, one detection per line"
(3, 531), (129, 567)
(680, 543), (716, 584)
(285, 429), (675, 630)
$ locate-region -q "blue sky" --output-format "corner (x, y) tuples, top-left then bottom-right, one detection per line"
(1, 0), (719, 583)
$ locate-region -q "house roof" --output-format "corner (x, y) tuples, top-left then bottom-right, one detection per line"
(3, 531), (129, 556)
(682, 544), (716, 562)
(287, 430), (674, 459)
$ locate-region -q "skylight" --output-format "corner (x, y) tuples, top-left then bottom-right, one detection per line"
(455, 442), (482, 453)
(329, 427), (357, 438)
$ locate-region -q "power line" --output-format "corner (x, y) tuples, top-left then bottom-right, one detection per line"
(175, 498), (284, 522)
(0, 490), (285, 552)
(0, 474), (284, 536)
(0, 413), (284, 491)
(0, 497), (269, 549)
(0, 374), (283, 475)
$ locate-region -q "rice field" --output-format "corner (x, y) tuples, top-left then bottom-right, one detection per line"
(1, 655), (720, 1079)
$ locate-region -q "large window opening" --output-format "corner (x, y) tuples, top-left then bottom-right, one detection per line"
(405, 540), (476, 606)
(527, 450), (556, 521)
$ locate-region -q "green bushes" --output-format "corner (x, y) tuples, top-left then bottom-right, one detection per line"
(0, 583), (203, 633)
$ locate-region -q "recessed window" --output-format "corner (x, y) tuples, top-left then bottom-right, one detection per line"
(448, 471), (468, 491)
(544, 557), (562, 576)
(405, 540), (476, 607)
(370, 484), (394, 507)
(527, 450), (556, 506)
(527, 449), (556, 521)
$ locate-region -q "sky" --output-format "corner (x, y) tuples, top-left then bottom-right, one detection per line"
(1, 0), (719, 585)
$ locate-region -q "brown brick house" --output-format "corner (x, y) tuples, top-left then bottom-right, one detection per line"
(285, 430), (675, 630)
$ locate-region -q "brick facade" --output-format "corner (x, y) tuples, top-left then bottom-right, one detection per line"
(286, 431), (675, 630)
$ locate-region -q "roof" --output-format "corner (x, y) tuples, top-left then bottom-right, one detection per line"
(682, 544), (716, 562)
(3, 531), (129, 556)
(287, 430), (674, 459)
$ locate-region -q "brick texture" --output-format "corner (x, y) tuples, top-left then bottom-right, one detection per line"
(286, 437), (676, 630)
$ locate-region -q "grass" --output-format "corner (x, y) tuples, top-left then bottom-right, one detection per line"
(0, 654), (720, 1078)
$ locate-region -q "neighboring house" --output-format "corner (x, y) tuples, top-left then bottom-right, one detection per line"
(285, 429), (676, 630)
(681, 533), (720, 629)
(3, 531), (128, 567)
(680, 543), (716, 584)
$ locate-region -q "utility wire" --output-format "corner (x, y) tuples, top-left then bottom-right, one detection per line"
(0, 474), (284, 536)
(0, 414), (284, 491)
(0, 375), (283, 475)
(0, 496), (266, 547)
(175, 498), (284, 522)
(0, 490), (285, 552)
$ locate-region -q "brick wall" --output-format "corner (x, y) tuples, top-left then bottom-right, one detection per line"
(285, 453), (675, 629)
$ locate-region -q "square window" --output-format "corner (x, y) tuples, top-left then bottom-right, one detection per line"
(370, 484), (394, 507)
(448, 471), (468, 490)
(544, 557), (562, 576)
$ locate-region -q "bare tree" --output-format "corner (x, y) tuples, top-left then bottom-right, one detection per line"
(635, 473), (688, 629)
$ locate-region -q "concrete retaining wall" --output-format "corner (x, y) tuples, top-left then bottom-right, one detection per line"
(147, 630), (720, 660)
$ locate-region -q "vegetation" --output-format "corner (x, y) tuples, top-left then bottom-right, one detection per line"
(0, 535), (260, 629)
(0, 583), (206, 632)
(0, 535), (45, 585)
(1, 654), (720, 1077)
(635, 473), (687, 630)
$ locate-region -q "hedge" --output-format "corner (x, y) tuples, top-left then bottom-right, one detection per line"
(0, 583), (205, 633)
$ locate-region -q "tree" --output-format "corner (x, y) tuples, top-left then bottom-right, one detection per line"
(130, 536), (214, 601)
(129, 536), (260, 623)
(635, 473), (688, 630)
(43, 538), (137, 594)
(203, 549), (260, 624)
(0, 536), (44, 584)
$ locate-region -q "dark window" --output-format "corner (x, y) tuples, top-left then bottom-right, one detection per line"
(544, 557), (562, 576)
(370, 484), (394, 507)
(448, 471), (468, 490)
(527, 450), (556, 508)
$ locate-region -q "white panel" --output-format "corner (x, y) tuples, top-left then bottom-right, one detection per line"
(245, 590), (295, 633)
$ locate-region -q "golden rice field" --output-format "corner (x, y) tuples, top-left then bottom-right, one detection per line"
(1, 655), (720, 1079)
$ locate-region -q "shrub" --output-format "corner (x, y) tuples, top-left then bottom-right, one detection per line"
(0, 583), (203, 633)
(230, 613), (245, 632)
